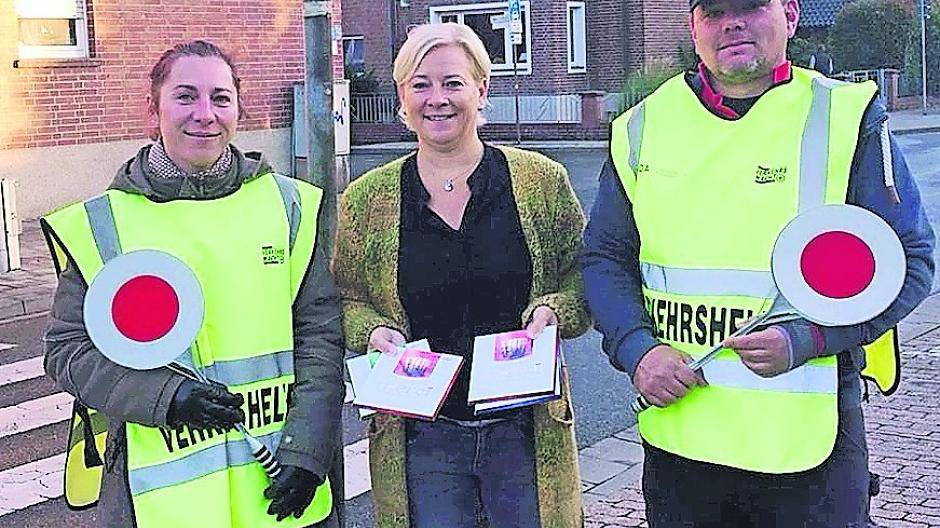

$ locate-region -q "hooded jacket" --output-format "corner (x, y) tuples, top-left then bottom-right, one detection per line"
(42, 144), (345, 527)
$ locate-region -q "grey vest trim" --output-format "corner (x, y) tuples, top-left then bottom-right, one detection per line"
(627, 102), (646, 175)
(84, 195), (122, 263)
(128, 430), (282, 496)
(799, 77), (845, 211)
(272, 174), (302, 253)
(640, 263), (775, 299)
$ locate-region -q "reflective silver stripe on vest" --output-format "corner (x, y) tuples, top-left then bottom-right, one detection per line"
(129, 430), (282, 496)
(84, 194), (122, 263)
(701, 359), (836, 394)
(627, 103), (646, 175)
(203, 350), (294, 386)
(799, 77), (844, 211)
(640, 263), (775, 299)
(173, 349), (294, 387)
(273, 174), (301, 252)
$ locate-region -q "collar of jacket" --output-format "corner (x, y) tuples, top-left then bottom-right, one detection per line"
(696, 60), (792, 119)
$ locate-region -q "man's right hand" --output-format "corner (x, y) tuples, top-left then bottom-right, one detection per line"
(632, 345), (707, 408)
(369, 326), (406, 355)
(167, 379), (245, 430)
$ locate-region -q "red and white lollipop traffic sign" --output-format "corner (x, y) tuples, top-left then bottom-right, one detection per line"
(772, 204), (905, 326)
(83, 250), (204, 370)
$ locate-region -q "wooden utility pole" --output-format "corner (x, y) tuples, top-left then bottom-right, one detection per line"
(304, 0), (338, 256)
(302, 2), (343, 524)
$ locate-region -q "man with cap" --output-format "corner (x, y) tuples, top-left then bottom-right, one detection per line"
(582, 0), (935, 525)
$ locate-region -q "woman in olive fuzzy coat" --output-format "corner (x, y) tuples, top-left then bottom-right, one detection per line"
(333, 23), (590, 528)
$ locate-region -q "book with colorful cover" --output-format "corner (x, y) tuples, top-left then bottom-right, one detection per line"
(345, 352), (380, 420)
(467, 326), (559, 405)
(473, 352), (562, 415)
(351, 339), (463, 421)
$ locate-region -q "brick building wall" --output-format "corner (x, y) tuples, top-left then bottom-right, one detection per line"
(586, 1), (629, 93)
(0, 0), (346, 218)
(342, 0), (690, 144)
(343, 0), (690, 95)
(0, 0), (310, 150)
(342, 0), (395, 90)
(371, 0), (594, 95)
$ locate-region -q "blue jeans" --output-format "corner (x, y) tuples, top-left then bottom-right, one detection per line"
(643, 405), (871, 527)
(404, 411), (541, 528)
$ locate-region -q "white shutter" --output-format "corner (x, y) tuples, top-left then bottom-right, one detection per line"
(15, 0), (82, 19)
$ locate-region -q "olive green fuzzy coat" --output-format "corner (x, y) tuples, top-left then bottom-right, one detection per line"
(333, 146), (590, 527)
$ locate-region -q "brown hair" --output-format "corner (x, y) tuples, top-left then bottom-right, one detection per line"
(148, 40), (245, 139)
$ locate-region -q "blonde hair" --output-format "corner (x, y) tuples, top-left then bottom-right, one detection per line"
(393, 23), (492, 127)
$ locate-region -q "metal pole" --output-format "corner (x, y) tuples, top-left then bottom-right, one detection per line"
(301, 3), (343, 524)
(513, 49), (521, 145)
(921, 0), (929, 114)
(0, 179), (21, 273)
(304, 1), (337, 253)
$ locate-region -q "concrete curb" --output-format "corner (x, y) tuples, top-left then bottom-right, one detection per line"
(892, 126), (940, 136)
(0, 297), (52, 323)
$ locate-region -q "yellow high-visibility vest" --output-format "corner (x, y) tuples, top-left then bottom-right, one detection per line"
(42, 172), (332, 526)
(611, 67), (893, 473)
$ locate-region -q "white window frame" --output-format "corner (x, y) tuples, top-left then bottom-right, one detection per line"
(566, 1), (586, 73)
(429, 1), (533, 76)
(15, 0), (89, 60)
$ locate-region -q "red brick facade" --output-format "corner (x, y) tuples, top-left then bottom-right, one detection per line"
(0, 0), (345, 150)
(342, 0), (690, 95)
(342, 0), (690, 142)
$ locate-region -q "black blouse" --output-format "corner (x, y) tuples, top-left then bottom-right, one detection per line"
(397, 145), (533, 420)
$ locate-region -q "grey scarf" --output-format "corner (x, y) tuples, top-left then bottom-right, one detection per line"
(147, 140), (233, 181)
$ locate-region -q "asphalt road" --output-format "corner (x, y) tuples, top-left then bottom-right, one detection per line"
(2, 132), (938, 527)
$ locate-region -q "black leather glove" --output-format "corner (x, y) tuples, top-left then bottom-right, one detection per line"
(166, 379), (245, 430)
(264, 465), (325, 521)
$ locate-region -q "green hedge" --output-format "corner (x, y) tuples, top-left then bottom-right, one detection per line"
(901, 0), (940, 96)
(829, 0), (916, 70)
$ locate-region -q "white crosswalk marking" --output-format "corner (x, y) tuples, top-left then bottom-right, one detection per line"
(0, 356), (45, 385)
(0, 437), (375, 518)
(0, 342), (15, 351)
(0, 453), (66, 517)
(0, 392), (74, 439)
(344, 438), (370, 500)
(0, 349), (376, 518)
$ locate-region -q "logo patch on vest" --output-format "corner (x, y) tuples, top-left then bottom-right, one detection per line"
(262, 245), (286, 265)
(755, 166), (788, 184)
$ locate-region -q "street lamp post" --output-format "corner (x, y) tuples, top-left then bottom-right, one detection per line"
(301, 3), (343, 524)
(921, 0), (928, 114)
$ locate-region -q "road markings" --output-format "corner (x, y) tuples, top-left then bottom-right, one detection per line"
(0, 343), (15, 352)
(0, 356), (45, 386)
(0, 392), (73, 439)
(344, 438), (370, 500)
(0, 435), (375, 517)
(0, 453), (65, 516)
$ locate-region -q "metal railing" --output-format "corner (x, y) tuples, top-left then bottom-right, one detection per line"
(832, 69), (899, 97)
(485, 94), (582, 124)
(350, 94), (399, 124)
(349, 93), (583, 124)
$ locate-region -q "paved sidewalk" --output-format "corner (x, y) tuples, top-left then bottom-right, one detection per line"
(889, 108), (940, 136)
(0, 220), (55, 321)
(580, 297), (940, 528)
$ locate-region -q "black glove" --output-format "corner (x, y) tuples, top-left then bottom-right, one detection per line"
(166, 379), (245, 430)
(264, 465), (325, 521)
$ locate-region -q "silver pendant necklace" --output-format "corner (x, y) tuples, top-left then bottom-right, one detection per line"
(443, 178), (455, 192)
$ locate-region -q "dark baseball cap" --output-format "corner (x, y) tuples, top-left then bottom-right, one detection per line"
(691, 0), (773, 11)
